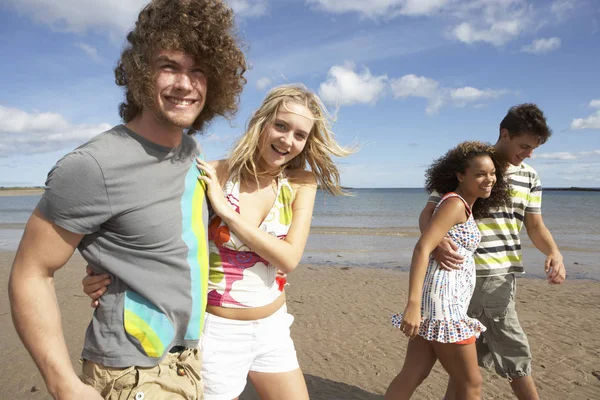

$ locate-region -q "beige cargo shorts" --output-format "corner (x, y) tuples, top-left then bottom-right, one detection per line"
(80, 348), (203, 400)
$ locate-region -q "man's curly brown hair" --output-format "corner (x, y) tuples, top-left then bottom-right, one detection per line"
(499, 103), (552, 145)
(425, 141), (511, 219)
(115, 0), (247, 134)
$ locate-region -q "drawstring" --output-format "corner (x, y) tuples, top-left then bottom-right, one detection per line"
(174, 349), (202, 399)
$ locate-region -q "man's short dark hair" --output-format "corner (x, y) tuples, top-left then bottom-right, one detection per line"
(499, 103), (552, 145)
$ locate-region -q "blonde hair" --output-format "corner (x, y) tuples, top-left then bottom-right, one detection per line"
(227, 84), (355, 195)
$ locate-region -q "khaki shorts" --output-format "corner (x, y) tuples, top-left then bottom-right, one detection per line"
(80, 348), (203, 400)
(467, 274), (533, 379)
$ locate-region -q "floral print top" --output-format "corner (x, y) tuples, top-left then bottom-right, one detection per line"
(207, 173), (294, 308)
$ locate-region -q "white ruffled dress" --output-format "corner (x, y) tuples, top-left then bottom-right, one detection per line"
(392, 192), (486, 343)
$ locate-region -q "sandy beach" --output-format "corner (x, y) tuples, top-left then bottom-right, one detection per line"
(1, 251), (599, 399)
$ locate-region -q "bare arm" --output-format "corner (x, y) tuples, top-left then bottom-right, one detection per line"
(524, 213), (566, 284)
(401, 199), (466, 338)
(224, 174), (316, 273)
(9, 209), (101, 399)
(418, 201), (464, 270)
(418, 202), (437, 233)
(199, 159), (317, 274)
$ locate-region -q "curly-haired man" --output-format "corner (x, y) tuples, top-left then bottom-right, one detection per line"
(9, 1), (246, 399)
(420, 104), (566, 400)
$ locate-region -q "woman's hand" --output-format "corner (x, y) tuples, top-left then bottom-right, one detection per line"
(82, 266), (111, 308)
(400, 301), (422, 339)
(196, 158), (235, 221)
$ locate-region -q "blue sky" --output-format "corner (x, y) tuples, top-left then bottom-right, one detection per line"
(1, 0), (599, 188)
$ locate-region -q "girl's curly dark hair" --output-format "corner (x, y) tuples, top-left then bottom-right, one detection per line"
(425, 141), (511, 219)
(114, 0), (247, 134)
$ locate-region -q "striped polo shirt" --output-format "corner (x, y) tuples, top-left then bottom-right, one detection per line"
(428, 163), (542, 277)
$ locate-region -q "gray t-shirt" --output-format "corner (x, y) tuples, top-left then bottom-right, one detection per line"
(38, 125), (209, 367)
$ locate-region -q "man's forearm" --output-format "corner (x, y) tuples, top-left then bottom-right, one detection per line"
(527, 223), (561, 257)
(418, 204), (436, 233)
(9, 268), (80, 397)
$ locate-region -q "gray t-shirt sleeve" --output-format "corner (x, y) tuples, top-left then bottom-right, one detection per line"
(37, 151), (111, 234)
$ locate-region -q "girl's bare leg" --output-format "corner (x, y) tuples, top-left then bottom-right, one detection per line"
(431, 342), (482, 400)
(385, 336), (438, 400)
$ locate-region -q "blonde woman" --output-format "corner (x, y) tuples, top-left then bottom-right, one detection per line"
(83, 84), (354, 399)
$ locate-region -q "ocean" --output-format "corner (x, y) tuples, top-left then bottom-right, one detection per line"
(1, 189), (598, 279)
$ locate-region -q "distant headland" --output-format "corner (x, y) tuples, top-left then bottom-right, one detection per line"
(2, 186), (599, 197)
(0, 187), (45, 197)
(544, 187), (600, 192)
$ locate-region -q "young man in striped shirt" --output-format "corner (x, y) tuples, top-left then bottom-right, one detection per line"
(419, 104), (566, 400)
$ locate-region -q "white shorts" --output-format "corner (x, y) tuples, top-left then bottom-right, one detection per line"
(200, 305), (300, 400)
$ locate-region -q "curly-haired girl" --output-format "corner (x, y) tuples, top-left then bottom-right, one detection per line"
(385, 141), (510, 400)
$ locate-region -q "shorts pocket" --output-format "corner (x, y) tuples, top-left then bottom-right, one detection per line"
(79, 365), (98, 390)
(483, 303), (510, 320)
(481, 276), (515, 320)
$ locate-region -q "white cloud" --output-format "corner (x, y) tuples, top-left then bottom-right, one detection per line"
(589, 99), (600, 109)
(570, 100), (600, 130)
(2, 0), (266, 41)
(533, 150), (600, 161)
(450, 86), (507, 102)
(227, 0), (269, 18)
(521, 37), (561, 54)
(256, 77), (272, 90)
(390, 74), (443, 114)
(551, 0), (577, 18)
(391, 74), (512, 115)
(75, 42), (101, 62)
(401, 0), (448, 16)
(308, 1), (557, 48)
(391, 74), (440, 98)
(449, 0), (532, 46)
(534, 152), (579, 160)
(306, 0), (448, 18)
(318, 63), (388, 106)
(0, 105), (111, 157)
(571, 112), (600, 130)
(451, 19), (522, 46)
(2, 0), (147, 40)
(0, 107), (70, 134)
(562, 163), (600, 182)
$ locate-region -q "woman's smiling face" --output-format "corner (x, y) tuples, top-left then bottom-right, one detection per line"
(258, 101), (314, 170)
